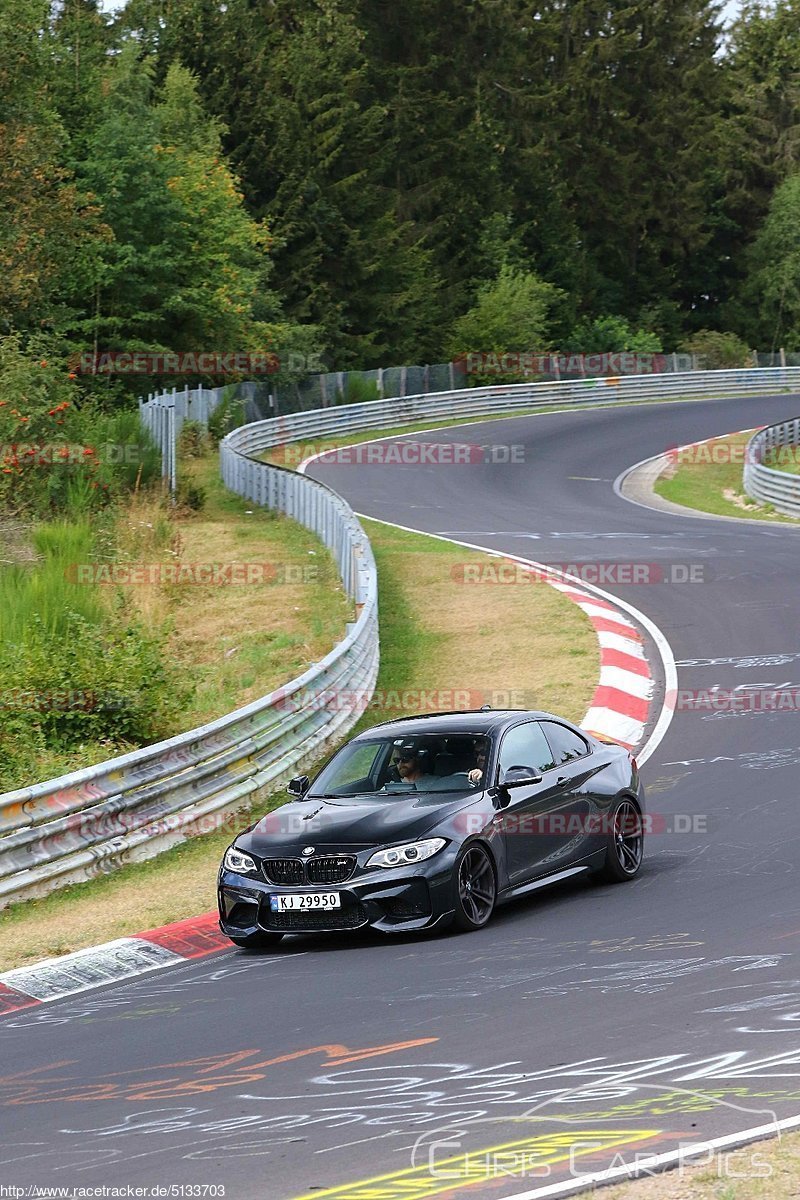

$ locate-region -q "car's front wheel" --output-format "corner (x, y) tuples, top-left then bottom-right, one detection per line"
(597, 797), (643, 882)
(453, 844), (496, 931)
(229, 931), (285, 950)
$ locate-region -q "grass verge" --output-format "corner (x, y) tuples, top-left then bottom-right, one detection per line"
(0, 518), (598, 972)
(602, 1131), (800, 1199)
(655, 431), (800, 523)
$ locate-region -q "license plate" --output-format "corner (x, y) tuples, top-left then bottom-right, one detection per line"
(269, 892), (341, 912)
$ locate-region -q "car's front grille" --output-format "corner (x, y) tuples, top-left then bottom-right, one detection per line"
(262, 856), (356, 885)
(262, 903), (368, 932)
(263, 859), (304, 885)
(306, 856), (356, 884)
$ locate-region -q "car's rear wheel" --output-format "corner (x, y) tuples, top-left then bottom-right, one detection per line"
(453, 844), (496, 931)
(597, 798), (643, 882)
(230, 931), (284, 949)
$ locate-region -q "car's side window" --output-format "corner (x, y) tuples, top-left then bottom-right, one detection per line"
(497, 722), (556, 777)
(333, 743), (384, 787)
(540, 721), (590, 765)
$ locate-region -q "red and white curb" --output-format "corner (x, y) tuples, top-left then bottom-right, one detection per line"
(547, 580), (653, 749)
(0, 910), (223, 1016)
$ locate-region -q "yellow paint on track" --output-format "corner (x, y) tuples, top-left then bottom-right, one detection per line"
(293, 1128), (662, 1200)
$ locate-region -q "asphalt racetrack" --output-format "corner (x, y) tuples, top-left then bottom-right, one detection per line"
(4, 393), (800, 1200)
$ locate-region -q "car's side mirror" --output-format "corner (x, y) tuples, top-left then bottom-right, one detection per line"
(501, 766), (543, 789)
(287, 775), (310, 798)
(488, 766), (543, 809)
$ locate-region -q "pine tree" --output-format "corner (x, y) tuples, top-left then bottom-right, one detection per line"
(356, 0), (512, 333)
(153, 63), (272, 351)
(739, 171), (800, 348)
(723, 1), (800, 335)
(49, 0), (113, 166)
(502, 0), (728, 327)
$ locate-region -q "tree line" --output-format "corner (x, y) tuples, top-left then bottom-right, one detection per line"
(3, 0), (800, 398)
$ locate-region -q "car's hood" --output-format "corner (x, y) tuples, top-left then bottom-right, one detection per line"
(239, 791), (481, 855)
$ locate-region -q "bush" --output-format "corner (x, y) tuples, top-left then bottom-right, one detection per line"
(207, 388), (246, 443)
(99, 409), (162, 491)
(0, 335), (162, 516)
(178, 419), (210, 458)
(176, 479), (206, 511)
(447, 265), (563, 359)
(334, 375), (381, 405)
(564, 315), (663, 354)
(678, 330), (753, 370)
(0, 609), (189, 752)
(0, 335), (106, 517)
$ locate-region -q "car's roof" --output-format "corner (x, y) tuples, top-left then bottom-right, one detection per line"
(351, 709), (580, 740)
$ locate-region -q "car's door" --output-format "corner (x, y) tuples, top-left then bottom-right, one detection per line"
(495, 721), (581, 885)
(537, 721), (599, 867)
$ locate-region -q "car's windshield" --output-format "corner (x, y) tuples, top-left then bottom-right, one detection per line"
(309, 732), (491, 798)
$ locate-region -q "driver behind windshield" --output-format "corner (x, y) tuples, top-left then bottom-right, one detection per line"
(383, 739), (438, 790)
(467, 737), (488, 785)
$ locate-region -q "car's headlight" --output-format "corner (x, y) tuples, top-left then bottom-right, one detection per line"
(367, 838), (446, 869)
(223, 847), (257, 874)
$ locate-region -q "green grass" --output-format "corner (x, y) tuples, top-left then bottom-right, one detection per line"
(654, 431), (800, 523)
(764, 444), (800, 476)
(0, 519), (105, 643)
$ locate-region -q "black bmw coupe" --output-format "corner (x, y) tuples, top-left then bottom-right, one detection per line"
(218, 709), (645, 947)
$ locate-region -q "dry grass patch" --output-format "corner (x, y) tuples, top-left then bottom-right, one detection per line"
(112, 454), (352, 726)
(601, 1129), (800, 1199)
(352, 519), (598, 730)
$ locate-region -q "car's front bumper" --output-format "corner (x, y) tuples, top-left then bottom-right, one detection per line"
(218, 859), (456, 938)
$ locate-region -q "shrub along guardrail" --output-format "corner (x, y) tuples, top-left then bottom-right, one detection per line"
(744, 417), (800, 517)
(4, 366), (800, 909)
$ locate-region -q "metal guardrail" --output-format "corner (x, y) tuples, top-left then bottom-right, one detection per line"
(0, 440), (378, 908)
(139, 384), (225, 495)
(743, 417), (800, 516)
(4, 366), (800, 908)
(228, 367), (800, 454)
